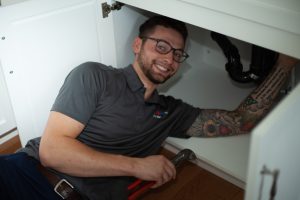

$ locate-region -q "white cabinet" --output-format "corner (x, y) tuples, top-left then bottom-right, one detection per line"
(0, 62), (17, 144)
(0, 0), (299, 198)
(0, 0), (29, 6)
(245, 83), (300, 200)
(0, 0), (108, 146)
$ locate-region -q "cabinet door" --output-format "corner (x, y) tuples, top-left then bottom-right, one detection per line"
(0, 66), (16, 136)
(245, 83), (300, 200)
(0, 0), (114, 145)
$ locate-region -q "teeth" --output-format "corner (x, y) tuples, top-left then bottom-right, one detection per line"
(156, 64), (168, 72)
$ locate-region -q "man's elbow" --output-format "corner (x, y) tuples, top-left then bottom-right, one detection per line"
(39, 140), (56, 168)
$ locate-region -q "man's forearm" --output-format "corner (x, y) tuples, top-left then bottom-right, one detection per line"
(40, 134), (176, 186)
(187, 54), (298, 137)
(40, 136), (137, 177)
(235, 61), (292, 131)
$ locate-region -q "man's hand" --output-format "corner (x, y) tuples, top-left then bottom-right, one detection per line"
(132, 155), (176, 188)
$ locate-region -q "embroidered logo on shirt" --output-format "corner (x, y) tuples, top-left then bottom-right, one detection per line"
(153, 110), (168, 119)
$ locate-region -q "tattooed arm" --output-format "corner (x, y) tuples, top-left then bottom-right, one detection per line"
(186, 54), (299, 137)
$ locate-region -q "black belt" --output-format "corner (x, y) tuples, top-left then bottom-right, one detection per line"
(37, 164), (82, 200)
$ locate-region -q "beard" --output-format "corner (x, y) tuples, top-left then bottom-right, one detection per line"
(137, 49), (172, 84)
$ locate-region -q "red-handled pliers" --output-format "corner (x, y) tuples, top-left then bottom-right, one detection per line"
(127, 179), (155, 200)
(127, 149), (196, 200)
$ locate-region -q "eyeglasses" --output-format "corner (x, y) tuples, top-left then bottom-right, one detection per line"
(140, 36), (189, 63)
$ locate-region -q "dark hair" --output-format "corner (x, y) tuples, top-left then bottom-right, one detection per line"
(139, 15), (188, 43)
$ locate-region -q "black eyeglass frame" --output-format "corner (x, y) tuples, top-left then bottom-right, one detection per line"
(140, 36), (189, 63)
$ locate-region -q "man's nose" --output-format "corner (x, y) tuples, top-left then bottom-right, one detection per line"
(163, 51), (174, 64)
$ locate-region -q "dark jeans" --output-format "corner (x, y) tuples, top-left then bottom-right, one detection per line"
(0, 152), (135, 200)
(0, 152), (61, 200)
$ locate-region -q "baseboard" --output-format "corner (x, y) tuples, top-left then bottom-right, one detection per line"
(162, 142), (245, 189)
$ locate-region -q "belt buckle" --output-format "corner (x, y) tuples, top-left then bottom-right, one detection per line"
(54, 179), (74, 199)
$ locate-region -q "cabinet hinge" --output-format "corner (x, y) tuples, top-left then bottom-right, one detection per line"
(101, 2), (124, 18)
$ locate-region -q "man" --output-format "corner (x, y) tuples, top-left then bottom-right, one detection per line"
(0, 16), (298, 200)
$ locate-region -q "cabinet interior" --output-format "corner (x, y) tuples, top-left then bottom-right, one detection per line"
(112, 4), (300, 188)
(111, 5), (270, 187)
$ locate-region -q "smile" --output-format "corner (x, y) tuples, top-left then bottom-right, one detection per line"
(155, 64), (168, 72)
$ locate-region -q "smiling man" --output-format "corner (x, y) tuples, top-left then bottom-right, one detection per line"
(0, 15), (298, 200)
(133, 19), (188, 98)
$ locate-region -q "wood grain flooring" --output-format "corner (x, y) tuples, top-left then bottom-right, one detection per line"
(0, 135), (244, 199)
(0, 135), (22, 155)
(141, 149), (244, 200)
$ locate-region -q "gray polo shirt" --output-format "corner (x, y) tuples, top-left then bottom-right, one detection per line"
(20, 62), (201, 199)
(21, 63), (200, 158)
(51, 62), (200, 157)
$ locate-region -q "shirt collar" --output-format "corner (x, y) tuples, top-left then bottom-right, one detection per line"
(122, 65), (167, 107)
(123, 65), (144, 92)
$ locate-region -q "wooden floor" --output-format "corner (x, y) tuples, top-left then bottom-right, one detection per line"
(0, 135), (244, 200)
(141, 149), (244, 200)
(0, 135), (22, 155)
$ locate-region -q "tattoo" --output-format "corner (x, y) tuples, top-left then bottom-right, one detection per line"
(242, 96), (257, 108)
(187, 64), (291, 137)
(186, 109), (248, 137)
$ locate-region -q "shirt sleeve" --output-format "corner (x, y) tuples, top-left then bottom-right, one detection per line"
(51, 62), (105, 125)
(164, 96), (201, 138)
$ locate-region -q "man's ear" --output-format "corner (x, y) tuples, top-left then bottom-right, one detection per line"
(132, 37), (142, 54)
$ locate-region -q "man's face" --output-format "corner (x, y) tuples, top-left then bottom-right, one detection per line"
(134, 26), (185, 84)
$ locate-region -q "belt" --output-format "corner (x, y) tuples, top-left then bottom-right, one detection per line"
(37, 164), (82, 200)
